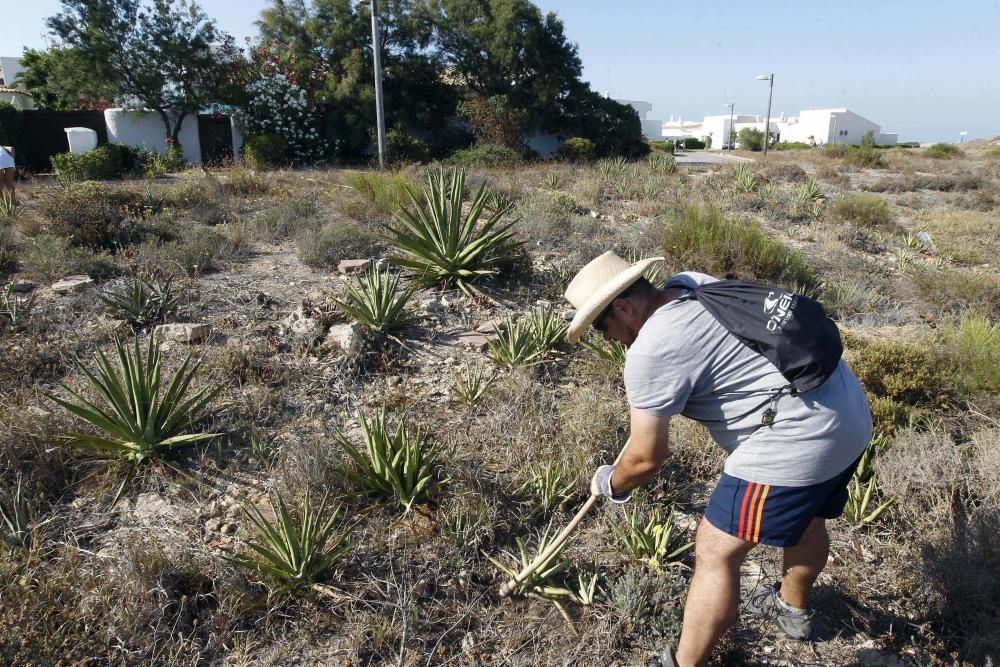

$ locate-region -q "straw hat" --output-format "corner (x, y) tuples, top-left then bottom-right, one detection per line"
(564, 251), (664, 344)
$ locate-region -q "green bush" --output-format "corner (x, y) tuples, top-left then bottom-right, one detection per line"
(938, 312), (1000, 396)
(852, 340), (948, 406)
(678, 137), (705, 149)
(556, 137), (597, 162)
(18, 234), (118, 282)
(135, 145), (185, 177)
(295, 221), (384, 269)
(829, 193), (894, 229)
(773, 142), (812, 150)
(345, 171), (421, 217)
(448, 143), (522, 167)
(924, 143), (963, 159)
(663, 205), (819, 293)
(41, 182), (147, 249)
(737, 128), (764, 151)
(51, 144), (137, 183)
(385, 128), (431, 165)
(649, 140), (674, 153)
(845, 144), (885, 168)
(242, 133), (288, 170)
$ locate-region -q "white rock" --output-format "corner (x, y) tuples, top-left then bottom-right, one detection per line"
(562, 309), (576, 321)
(154, 323), (211, 343)
(421, 298), (444, 313)
(325, 321), (365, 358)
(914, 231), (933, 249)
(281, 307), (323, 339)
(51, 275), (94, 294)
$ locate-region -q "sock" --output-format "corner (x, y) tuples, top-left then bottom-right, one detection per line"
(775, 591), (807, 614)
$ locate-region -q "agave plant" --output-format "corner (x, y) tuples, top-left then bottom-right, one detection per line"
(336, 409), (440, 510)
(0, 192), (19, 220)
(648, 153), (677, 175)
(99, 277), (180, 329)
(0, 477), (31, 550)
(611, 505), (694, 571)
(333, 265), (416, 339)
(733, 163), (758, 193)
(229, 488), (352, 591)
(516, 461), (576, 515)
(46, 335), (223, 501)
(382, 168), (524, 291)
(843, 435), (894, 526)
(487, 307), (567, 369)
(486, 523), (577, 610)
(452, 363), (496, 407)
(793, 179), (824, 205)
(581, 335), (629, 370)
(0, 282), (35, 329)
(545, 172), (562, 190)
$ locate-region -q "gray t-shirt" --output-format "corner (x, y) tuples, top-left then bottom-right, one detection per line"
(624, 272), (872, 487)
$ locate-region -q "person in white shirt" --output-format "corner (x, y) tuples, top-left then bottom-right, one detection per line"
(0, 146), (16, 204)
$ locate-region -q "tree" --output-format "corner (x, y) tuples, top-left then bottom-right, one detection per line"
(738, 127), (764, 151)
(47, 0), (240, 150)
(257, 0), (455, 159)
(17, 47), (118, 111)
(564, 88), (648, 158)
(426, 0), (582, 133)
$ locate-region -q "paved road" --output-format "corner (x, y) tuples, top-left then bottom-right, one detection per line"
(673, 150), (752, 166)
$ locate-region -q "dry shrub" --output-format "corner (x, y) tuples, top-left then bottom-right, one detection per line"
(0, 223), (17, 276)
(910, 266), (1000, 320)
(760, 162), (806, 182)
(136, 224), (241, 275)
(863, 173), (982, 193)
(878, 426), (1000, 660)
(828, 193), (895, 230)
(513, 191), (578, 245)
(295, 220), (384, 269)
(40, 182), (145, 249)
(921, 210), (999, 266)
(17, 233), (118, 282)
(251, 191), (322, 242)
(222, 167), (269, 196)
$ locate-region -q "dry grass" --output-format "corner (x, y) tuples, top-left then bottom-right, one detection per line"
(0, 149), (998, 665)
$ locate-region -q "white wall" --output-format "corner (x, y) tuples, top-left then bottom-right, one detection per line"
(0, 57), (26, 88)
(104, 108), (202, 164)
(0, 89), (33, 110)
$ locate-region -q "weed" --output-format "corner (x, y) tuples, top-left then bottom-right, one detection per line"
(46, 334), (224, 502)
(580, 334), (628, 370)
(544, 172), (562, 190)
(0, 192), (20, 221)
(938, 311), (1000, 395)
(248, 430), (279, 466)
(333, 265), (416, 339)
(335, 408), (440, 510)
(384, 168), (523, 291)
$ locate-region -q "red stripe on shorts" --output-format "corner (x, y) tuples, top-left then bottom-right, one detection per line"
(737, 481), (756, 540)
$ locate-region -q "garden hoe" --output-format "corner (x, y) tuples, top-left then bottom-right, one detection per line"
(498, 439), (630, 598)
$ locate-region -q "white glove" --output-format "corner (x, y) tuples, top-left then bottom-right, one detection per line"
(590, 465), (632, 503)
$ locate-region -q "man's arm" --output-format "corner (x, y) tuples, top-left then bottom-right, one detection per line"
(610, 407), (671, 494)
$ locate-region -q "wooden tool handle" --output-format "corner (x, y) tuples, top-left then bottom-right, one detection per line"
(498, 439), (631, 598)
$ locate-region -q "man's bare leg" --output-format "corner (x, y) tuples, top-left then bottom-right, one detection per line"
(675, 518), (755, 667)
(778, 517), (829, 608)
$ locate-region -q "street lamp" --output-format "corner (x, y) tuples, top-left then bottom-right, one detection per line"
(755, 73), (774, 157)
(959, 131), (968, 144)
(722, 103), (734, 151)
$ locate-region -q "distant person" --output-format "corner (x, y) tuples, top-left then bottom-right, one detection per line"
(0, 145), (14, 203)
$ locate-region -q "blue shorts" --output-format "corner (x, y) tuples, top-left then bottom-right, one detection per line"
(704, 456), (862, 547)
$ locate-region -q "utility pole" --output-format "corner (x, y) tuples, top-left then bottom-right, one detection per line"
(370, 0), (387, 170)
(756, 73), (774, 158)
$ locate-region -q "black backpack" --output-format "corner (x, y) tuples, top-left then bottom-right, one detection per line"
(676, 279), (842, 394)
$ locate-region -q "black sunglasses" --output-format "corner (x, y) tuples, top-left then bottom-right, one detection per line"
(593, 302), (614, 332)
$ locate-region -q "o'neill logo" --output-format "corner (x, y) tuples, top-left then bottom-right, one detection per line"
(764, 290), (795, 332)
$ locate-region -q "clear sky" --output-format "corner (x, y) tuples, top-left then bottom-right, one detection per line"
(3, 0), (998, 142)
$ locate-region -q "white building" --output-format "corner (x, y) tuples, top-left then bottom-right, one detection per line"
(615, 98), (665, 140)
(0, 56), (34, 110)
(663, 108), (897, 148)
